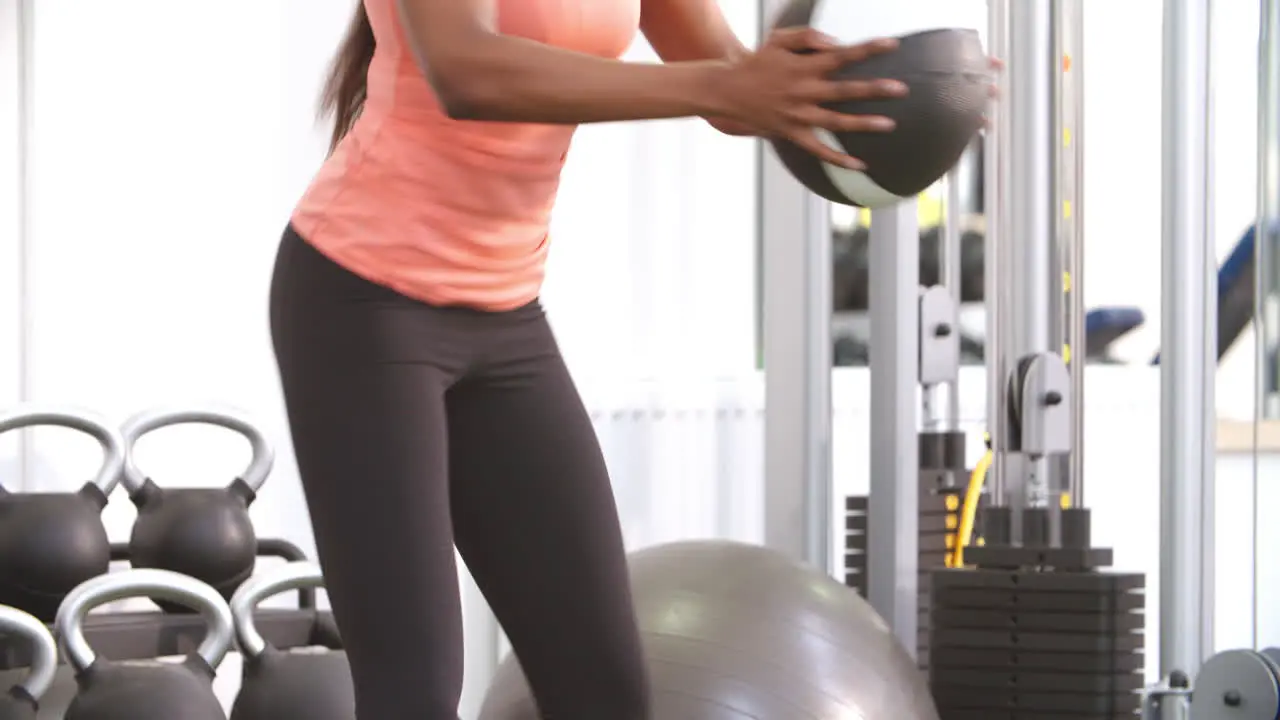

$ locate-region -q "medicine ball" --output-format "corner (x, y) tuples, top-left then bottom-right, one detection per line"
(770, 0), (989, 208)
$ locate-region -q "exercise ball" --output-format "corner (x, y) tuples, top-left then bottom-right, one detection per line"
(478, 539), (939, 720)
(770, 0), (989, 208)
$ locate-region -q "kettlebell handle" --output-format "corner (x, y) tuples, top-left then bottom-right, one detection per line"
(230, 561), (325, 659)
(0, 405), (126, 495)
(55, 569), (235, 673)
(120, 406), (275, 496)
(0, 604), (58, 701)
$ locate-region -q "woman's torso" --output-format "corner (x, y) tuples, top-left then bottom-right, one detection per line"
(292, 0), (641, 310)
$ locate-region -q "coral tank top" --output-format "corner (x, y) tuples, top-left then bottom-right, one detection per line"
(291, 0), (641, 310)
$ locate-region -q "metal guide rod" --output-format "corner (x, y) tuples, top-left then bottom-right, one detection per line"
(759, 0), (833, 575)
(1005, 0), (1058, 514)
(1159, 0), (1216, 687)
(1048, 11), (1067, 363)
(867, 200), (921, 655)
(985, 0), (1011, 506)
(1259, 0), (1280, 418)
(758, 148), (833, 574)
(1061, 0), (1087, 508)
(1257, 0), (1280, 651)
(944, 167), (963, 429)
(14, 0), (34, 488)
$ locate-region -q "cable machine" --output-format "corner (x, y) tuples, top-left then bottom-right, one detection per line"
(760, 0), (1280, 717)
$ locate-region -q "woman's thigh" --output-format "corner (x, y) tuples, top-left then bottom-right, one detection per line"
(446, 314), (650, 719)
(270, 226), (471, 719)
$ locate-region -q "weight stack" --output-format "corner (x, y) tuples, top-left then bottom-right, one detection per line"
(927, 534), (1146, 720)
(842, 494), (868, 596)
(844, 431), (970, 669)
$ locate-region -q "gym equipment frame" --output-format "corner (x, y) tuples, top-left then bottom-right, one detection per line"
(760, 0), (1280, 718)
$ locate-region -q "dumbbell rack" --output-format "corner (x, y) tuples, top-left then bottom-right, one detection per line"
(0, 538), (335, 671)
(844, 430), (971, 672)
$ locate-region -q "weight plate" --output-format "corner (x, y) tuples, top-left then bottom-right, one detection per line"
(930, 628), (1143, 653)
(931, 568), (1144, 594)
(931, 668), (1144, 693)
(929, 647), (1144, 674)
(937, 710), (1136, 720)
(931, 686), (1142, 714)
(930, 607), (1144, 634)
(930, 587), (1145, 613)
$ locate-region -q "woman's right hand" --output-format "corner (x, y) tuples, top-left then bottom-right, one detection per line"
(716, 28), (909, 170)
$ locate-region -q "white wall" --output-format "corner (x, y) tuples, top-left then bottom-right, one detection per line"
(21, 0), (341, 617)
(0, 0), (26, 476)
(547, 25), (760, 378)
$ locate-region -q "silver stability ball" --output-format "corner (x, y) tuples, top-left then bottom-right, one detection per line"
(478, 539), (939, 719)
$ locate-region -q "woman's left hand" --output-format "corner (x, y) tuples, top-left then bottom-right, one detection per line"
(710, 55), (1004, 137)
(705, 115), (756, 136)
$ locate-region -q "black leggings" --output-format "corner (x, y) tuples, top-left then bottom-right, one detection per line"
(268, 226), (650, 719)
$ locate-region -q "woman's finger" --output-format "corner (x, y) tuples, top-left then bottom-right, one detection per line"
(838, 37), (901, 64)
(814, 78), (908, 103)
(804, 107), (896, 133)
(789, 129), (866, 171)
(806, 37), (900, 71)
(770, 27), (839, 52)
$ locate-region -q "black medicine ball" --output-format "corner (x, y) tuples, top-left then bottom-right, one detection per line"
(769, 0), (990, 208)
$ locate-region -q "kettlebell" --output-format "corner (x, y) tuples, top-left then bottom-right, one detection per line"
(120, 406), (274, 613)
(55, 568), (233, 720)
(0, 605), (56, 720)
(229, 562), (354, 720)
(0, 406), (125, 620)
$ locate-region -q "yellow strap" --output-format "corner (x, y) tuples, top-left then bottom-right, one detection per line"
(952, 449), (993, 568)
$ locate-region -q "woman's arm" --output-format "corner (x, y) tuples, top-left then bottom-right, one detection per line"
(399, 0), (733, 123)
(399, 0), (905, 167)
(639, 0), (764, 136)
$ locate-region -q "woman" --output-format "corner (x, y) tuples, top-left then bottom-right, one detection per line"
(270, 1), (929, 717)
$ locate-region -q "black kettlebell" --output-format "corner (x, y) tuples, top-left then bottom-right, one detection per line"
(55, 568), (234, 720)
(0, 406), (125, 621)
(120, 407), (274, 613)
(230, 562), (354, 720)
(0, 604), (57, 720)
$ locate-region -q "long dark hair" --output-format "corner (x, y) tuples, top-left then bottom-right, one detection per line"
(319, 4), (375, 152)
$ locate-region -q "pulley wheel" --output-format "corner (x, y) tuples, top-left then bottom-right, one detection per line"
(1188, 649), (1280, 720)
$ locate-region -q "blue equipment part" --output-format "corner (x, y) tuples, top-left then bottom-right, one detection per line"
(1085, 307), (1146, 358)
(833, 306), (1145, 367)
(1152, 223), (1264, 365)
